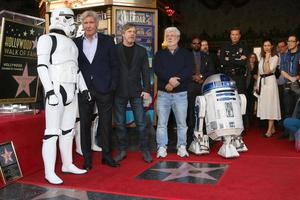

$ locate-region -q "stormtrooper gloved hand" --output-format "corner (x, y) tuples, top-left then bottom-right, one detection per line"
(45, 90), (59, 106)
(81, 90), (92, 102)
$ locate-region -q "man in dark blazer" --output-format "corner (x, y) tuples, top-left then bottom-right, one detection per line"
(187, 37), (215, 145)
(74, 10), (120, 170)
(113, 23), (152, 163)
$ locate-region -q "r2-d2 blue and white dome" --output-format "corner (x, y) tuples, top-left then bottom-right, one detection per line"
(189, 73), (248, 158)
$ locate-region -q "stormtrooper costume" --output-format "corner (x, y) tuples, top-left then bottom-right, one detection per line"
(37, 8), (90, 185)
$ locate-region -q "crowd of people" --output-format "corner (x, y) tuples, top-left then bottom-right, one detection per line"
(37, 8), (300, 185)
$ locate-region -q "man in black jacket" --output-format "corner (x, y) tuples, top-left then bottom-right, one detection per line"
(74, 10), (120, 170)
(114, 23), (152, 163)
(187, 38), (215, 145)
(220, 27), (249, 94)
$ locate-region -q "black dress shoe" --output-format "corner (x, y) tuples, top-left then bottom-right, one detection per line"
(114, 151), (127, 162)
(142, 151), (153, 163)
(102, 158), (120, 167)
(83, 164), (92, 171)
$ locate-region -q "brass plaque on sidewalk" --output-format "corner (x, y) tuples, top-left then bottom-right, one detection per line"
(0, 141), (23, 185)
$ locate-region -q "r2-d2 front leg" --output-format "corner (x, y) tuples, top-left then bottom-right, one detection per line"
(218, 94), (248, 158)
(232, 94), (248, 152)
(189, 96), (210, 155)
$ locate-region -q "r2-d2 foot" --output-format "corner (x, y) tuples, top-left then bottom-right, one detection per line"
(218, 136), (239, 158)
(189, 132), (210, 155)
(231, 135), (248, 152)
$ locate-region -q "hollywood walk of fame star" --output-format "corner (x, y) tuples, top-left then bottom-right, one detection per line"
(12, 63), (36, 97)
(151, 162), (227, 181)
(31, 187), (89, 200)
(1, 147), (14, 165)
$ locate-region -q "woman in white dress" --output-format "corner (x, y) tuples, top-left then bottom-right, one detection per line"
(256, 39), (281, 137)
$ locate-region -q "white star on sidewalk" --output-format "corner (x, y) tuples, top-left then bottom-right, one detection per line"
(151, 162), (227, 181)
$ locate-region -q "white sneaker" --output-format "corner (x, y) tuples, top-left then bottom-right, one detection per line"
(177, 145), (189, 157)
(157, 146), (167, 158)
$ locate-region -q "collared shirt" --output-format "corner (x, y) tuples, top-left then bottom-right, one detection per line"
(83, 33), (98, 63)
(277, 52), (286, 85)
(280, 48), (300, 83)
(193, 51), (201, 75)
(193, 51), (201, 66)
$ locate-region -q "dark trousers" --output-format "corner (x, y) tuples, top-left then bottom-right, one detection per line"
(228, 74), (246, 94)
(187, 82), (203, 144)
(78, 88), (114, 165)
(114, 96), (149, 151)
(283, 87), (299, 118)
(245, 86), (257, 128)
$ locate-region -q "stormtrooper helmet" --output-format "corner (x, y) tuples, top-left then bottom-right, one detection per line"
(49, 7), (76, 38)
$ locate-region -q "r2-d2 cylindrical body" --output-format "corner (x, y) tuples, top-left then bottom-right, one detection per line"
(202, 74), (244, 140)
(189, 73), (247, 158)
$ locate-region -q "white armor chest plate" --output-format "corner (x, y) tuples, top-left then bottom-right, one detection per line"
(48, 33), (79, 83)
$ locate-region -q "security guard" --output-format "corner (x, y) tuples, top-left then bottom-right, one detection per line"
(220, 27), (249, 94)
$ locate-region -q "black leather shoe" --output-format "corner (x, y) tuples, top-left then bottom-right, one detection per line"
(142, 151), (153, 163)
(114, 151), (127, 162)
(102, 157), (120, 167)
(83, 164), (92, 171)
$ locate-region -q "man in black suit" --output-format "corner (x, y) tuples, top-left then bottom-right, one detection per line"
(74, 10), (120, 170)
(113, 23), (152, 163)
(187, 37), (215, 145)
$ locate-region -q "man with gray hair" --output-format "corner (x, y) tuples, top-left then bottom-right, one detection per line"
(153, 27), (193, 158)
(74, 10), (120, 170)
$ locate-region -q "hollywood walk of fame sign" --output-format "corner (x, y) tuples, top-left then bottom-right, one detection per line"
(0, 18), (44, 104)
(0, 141), (23, 185)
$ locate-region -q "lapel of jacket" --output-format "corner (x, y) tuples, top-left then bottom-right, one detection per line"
(77, 36), (90, 64)
(91, 33), (102, 64)
(118, 44), (127, 70)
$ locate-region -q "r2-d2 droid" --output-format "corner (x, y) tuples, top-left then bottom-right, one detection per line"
(189, 74), (248, 158)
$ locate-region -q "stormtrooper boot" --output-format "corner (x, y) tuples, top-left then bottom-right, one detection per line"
(42, 136), (63, 185)
(59, 132), (87, 174)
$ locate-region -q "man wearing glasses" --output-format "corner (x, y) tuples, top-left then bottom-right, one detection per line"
(187, 37), (215, 145)
(279, 35), (300, 139)
(153, 27), (193, 158)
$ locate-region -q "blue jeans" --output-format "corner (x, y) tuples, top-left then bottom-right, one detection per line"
(114, 96), (149, 151)
(156, 91), (188, 148)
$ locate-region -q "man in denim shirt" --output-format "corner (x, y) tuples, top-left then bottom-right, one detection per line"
(279, 35), (300, 138)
